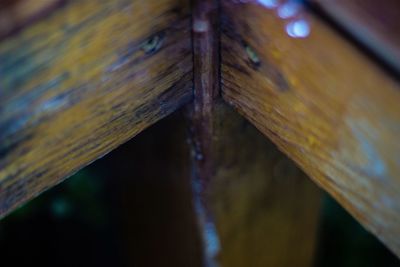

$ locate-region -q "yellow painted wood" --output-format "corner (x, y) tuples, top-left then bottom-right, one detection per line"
(221, 0), (400, 257)
(0, 0), (61, 39)
(0, 0), (192, 218)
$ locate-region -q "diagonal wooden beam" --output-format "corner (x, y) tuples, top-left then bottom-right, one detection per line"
(220, 0), (400, 257)
(309, 0), (400, 73)
(0, 0), (193, 218)
(0, 0), (65, 40)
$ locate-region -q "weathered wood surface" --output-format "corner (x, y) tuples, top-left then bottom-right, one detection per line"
(0, 0), (63, 40)
(207, 103), (322, 267)
(221, 0), (400, 257)
(0, 0), (192, 218)
(310, 0), (400, 73)
(191, 0), (220, 193)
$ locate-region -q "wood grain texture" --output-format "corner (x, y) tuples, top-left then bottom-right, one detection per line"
(191, 0), (220, 192)
(0, 0), (64, 40)
(310, 0), (400, 73)
(207, 102), (322, 267)
(0, 0), (192, 218)
(221, 0), (400, 257)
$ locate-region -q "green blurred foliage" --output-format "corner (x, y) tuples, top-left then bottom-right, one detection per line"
(315, 195), (400, 267)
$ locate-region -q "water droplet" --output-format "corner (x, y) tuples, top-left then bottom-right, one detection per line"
(193, 19), (209, 33)
(257, 0), (279, 9)
(277, 2), (300, 18)
(286, 19), (310, 38)
(196, 152), (204, 161)
(205, 222), (220, 258)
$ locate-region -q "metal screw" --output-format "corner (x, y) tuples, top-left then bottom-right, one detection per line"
(141, 34), (164, 54)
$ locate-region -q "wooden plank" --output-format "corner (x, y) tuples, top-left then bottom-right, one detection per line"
(0, 0), (64, 40)
(221, 0), (400, 257)
(0, 0), (192, 218)
(207, 102), (322, 267)
(310, 0), (400, 73)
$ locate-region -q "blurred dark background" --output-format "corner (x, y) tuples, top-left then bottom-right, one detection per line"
(0, 113), (399, 267)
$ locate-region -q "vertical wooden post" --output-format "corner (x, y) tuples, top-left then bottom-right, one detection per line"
(190, 1), (322, 266)
(190, 0), (221, 265)
(208, 103), (322, 267)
